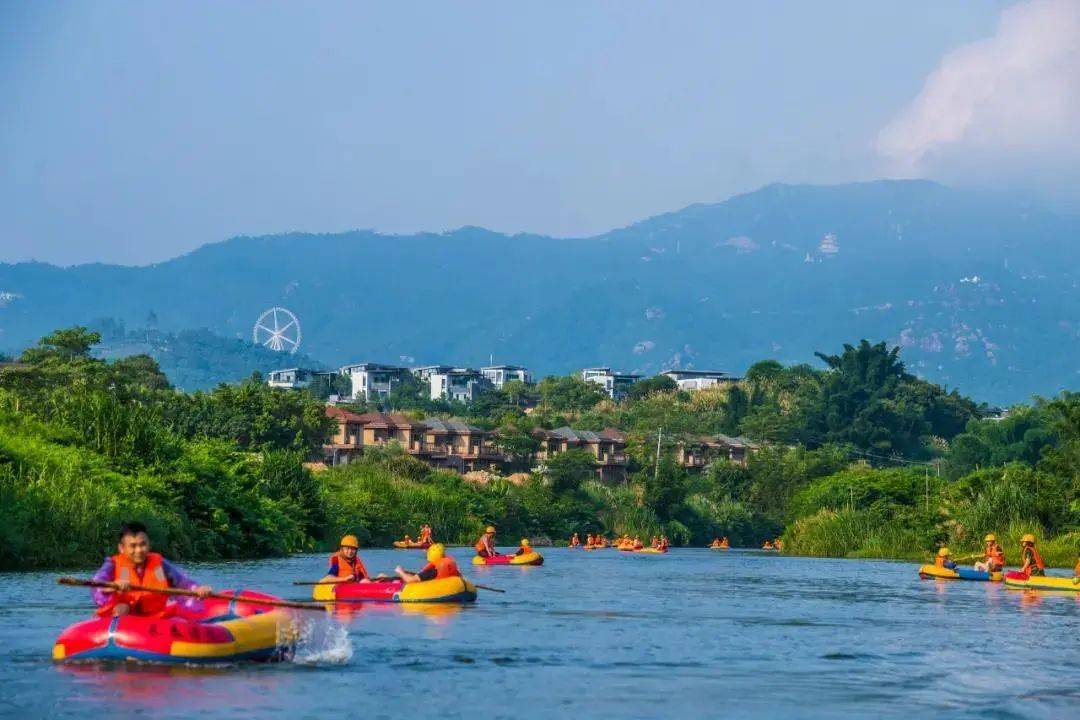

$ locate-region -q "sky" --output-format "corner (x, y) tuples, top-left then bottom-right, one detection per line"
(2, 0), (1076, 266)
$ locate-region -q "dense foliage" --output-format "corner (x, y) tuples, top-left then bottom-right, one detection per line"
(1, 328), (1076, 571)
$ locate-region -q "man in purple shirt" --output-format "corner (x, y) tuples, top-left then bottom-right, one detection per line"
(92, 522), (211, 616)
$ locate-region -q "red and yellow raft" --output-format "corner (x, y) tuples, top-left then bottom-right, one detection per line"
(391, 540), (432, 549)
(52, 591), (298, 664)
(471, 552), (544, 566)
(311, 576), (476, 603)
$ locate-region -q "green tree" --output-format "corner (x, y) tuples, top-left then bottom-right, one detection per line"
(544, 448), (596, 494)
(644, 454), (688, 521)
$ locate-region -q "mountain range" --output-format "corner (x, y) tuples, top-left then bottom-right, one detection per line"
(2, 180), (1078, 403)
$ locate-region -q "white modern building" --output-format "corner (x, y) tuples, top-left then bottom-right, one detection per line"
(411, 364), (455, 383)
(428, 368), (491, 403)
(340, 362), (409, 401)
(267, 368), (319, 390)
(480, 364), (532, 388)
(581, 367), (641, 401)
(660, 369), (738, 391)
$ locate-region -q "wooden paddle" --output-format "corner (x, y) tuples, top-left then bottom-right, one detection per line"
(58, 577), (327, 611)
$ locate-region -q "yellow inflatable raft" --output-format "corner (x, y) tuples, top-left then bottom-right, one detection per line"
(1004, 572), (1080, 592)
(471, 552), (544, 566)
(312, 575), (477, 603)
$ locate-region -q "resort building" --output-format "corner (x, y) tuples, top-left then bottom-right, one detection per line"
(480, 364), (533, 388)
(426, 367), (491, 403)
(660, 369), (739, 391)
(533, 426), (629, 484)
(581, 367), (641, 401)
(320, 407), (505, 472)
(673, 433), (762, 469)
(266, 368), (320, 390)
(339, 362), (409, 401)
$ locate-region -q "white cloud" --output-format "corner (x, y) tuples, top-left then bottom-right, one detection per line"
(878, 0), (1080, 186)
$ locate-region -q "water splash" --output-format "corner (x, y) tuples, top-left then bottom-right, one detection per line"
(289, 618), (353, 665)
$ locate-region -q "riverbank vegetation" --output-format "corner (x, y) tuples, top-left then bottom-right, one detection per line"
(1, 329), (1076, 570)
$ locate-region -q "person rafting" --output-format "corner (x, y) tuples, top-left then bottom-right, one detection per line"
(92, 521), (211, 617)
(659, 535), (669, 551)
(417, 525), (432, 544)
(570, 532), (581, 547)
(396, 543), (461, 584)
(515, 538), (534, 556)
(774, 538), (783, 551)
(585, 533), (595, 548)
(934, 547), (957, 570)
(974, 534), (1005, 573)
(1019, 534), (1045, 576)
(475, 526), (497, 558)
(327, 534), (371, 582)
(632, 536), (644, 551)
(762, 540), (774, 550)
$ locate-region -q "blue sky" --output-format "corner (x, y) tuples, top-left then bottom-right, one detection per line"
(6, 0), (1076, 266)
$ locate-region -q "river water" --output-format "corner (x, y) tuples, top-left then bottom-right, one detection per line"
(1, 548), (1076, 719)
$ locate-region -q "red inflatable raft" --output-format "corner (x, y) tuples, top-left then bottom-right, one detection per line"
(53, 590), (298, 665)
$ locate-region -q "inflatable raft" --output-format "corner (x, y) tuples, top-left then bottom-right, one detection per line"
(635, 547), (668, 554)
(471, 552), (544, 566)
(1004, 571), (1080, 592)
(311, 576), (476, 603)
(392, 540), (432, 549)
(918, 565), (1002, 582)
(52, 591), (297, 664)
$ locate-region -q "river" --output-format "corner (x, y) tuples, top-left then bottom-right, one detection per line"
(1, 548), (1076, 719)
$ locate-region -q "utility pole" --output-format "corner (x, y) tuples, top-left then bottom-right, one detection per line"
(654, 427), (663, 481)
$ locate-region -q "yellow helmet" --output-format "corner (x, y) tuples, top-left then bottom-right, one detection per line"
(485, 525), (496, 534)
(937, 547), (950, 557)
(426, 543), (445, 563)
(984, 534), (996, 543)
(1021, 533), (1036, 544)
(339, 534), (359, 549)
(520, 538), (531, 546)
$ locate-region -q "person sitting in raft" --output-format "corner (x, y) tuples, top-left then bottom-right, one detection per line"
(974, 534), (1005, 573)
(1019, 534), (1045, 577)
(720, 537), (729, 548)
(92, 521), (212, 617)
(475, 526), (497, 558)
(774, 538), (783, 551)
(632, 536), (644, 550)
(762, 541), (774, 550)
(327, 534), (371, 582)
(570, 532), (581, 547)
(516, 538), (534, 556)
(660, 535), (669, 551)
(396, 543), (461, 584)
(934, 547), (957, 570)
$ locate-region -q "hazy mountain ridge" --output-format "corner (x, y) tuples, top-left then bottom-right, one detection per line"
(2, 180), (1078, 403)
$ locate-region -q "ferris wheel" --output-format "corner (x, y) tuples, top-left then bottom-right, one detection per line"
(253, 307), (302, 354)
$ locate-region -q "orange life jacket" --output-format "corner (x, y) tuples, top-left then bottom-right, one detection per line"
(1022, 545), (1045, 571)
(987, 545), (1005, 568)
(934, 555), (948, 568)
(421, 556), (460, 580)
(330, 551), (368, 580)
(475, 536), (493, 554)
(97, 552), (170, 617)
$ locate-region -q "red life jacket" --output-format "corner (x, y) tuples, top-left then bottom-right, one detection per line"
(97, 552), (170, 617)
(421, 556), (460, 579)
(330, 551), (368, 580)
